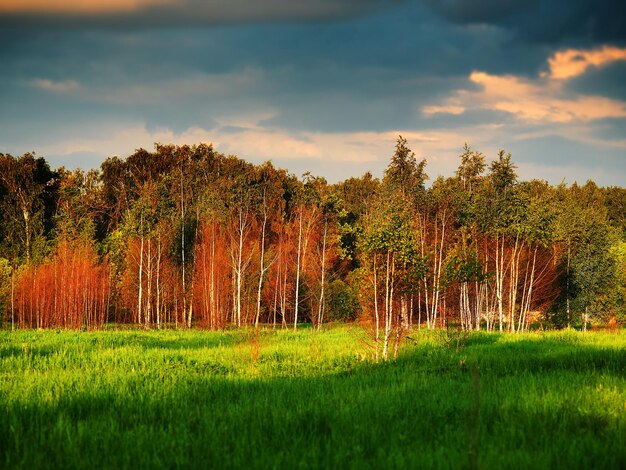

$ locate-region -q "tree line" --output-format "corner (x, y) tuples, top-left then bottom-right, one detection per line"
(1, 139), (625, 344)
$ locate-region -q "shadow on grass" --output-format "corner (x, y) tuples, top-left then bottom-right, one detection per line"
(465, 337), (626, 376)
(94, 327), (313, 351)
(1, 332), (625, 469)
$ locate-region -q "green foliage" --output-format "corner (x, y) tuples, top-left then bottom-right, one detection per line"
(0, 328), (624, 469)
(0, 152), (59, 263)
(602, 186), (626, 237)
(102, 229), (127, 283)
(332, 172), (380, 264)
(456, 142), (486, 193)
(2, 141), (626, 331)
(326, 279), (361, 321)
(0, 258), (10, 327)
(488, 150), (517, 195)
(443, 247), (484, 287)
(569, 223), (615, 316)
(609, 241), (626, 323)
(361, 165), (421, 267)
(54, 168), (101, 243)
(383, 135), (427, 203)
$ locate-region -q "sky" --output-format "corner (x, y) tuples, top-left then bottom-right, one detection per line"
(1, 0), (625, 186)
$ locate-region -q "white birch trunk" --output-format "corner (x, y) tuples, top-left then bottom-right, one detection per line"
(316, 219), (327, 331)
(294, 208), (303, 330)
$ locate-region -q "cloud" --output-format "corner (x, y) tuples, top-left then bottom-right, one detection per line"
(12, 108), (624, 187)
(0, 0), (400, 27)
(0, 1), (175, 14)
(468, 71), (626, 122)
(422, 105), (466, 116)
(422, 46), (626, 124)
(423, 0), (535, 24)
(545, 46), (626, 80)
(41, 123), (385, 165)
(422, 0), (626, 42)
(31, 115), (479, 183)
(2, 1), (624, 188)
(85, 68), (266, 105)
(31, 78), (81, 93)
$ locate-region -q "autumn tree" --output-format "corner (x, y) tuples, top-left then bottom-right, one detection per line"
(2, 139), (624, 333)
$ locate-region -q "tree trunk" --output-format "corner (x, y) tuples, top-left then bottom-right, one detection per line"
(495, 234), (505, 332)
(138, 217), (144, 325)
(236, 211), (244, 327)
(180, 167), (190, 328)
(273, 256), (280, 329)
(383, 251), (390, 360)
(11, 265), (15, 331)
(316, 219), (327, 331)
(146, 238), (152, 329)
(373, 254), (380, 362)
(255, 206), (268, 328)
(156, 236), (161, 328)
(210, 222), (216, 328)
(23, 209), (31, 265)
(294, 208), (303, 330)
(431, 210), (447, 329)
(417, 289), (422, 331)
(382, 251), (395, 361)
(566, 244), (571, 329)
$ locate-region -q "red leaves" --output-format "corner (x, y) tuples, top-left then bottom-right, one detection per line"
(12, 240), (110, 329)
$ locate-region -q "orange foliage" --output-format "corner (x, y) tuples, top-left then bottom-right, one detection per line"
(12, 240), (111, 329)
(193, 221), (231, 329)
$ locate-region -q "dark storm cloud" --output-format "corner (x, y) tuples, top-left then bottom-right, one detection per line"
(423, 0), (537, 24)
(0, 4), (520, 136)
(423, 0), (626, 43)
(1, 0), (624, 186)
(565, 61), (626, 101)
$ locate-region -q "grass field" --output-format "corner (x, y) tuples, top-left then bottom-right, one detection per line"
(1, 326), (625, 469)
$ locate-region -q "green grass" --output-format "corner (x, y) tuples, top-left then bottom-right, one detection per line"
(1, 326), (625, 469)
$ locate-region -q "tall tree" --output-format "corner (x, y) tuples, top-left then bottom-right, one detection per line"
(0, 153), (58, 263)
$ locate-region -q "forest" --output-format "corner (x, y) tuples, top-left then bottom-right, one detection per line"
(1, 138), (625, 349)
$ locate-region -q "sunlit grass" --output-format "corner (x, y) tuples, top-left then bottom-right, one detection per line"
(1, 327), (624, 469)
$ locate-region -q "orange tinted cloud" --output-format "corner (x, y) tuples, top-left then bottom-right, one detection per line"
(0, 0), (175, 14)
(0, 0), (390, 24)
(546, 46), (626, 80)
(467, 71), (626, 122)
(422, 104), (465, 116)
(422, 46), (626, 124)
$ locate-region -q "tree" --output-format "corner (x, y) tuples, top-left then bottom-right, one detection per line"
(489, 150), (517, 195)
(609, 241), (626, 325)
(485, 151), (518, 331)
(1, 139), (623, 333)
(0, 153), (58, 264)
(456, 143), (486, 193)
(361, 193), (419, 360)
(384, 135), (428, 204)
(55, 168), (103, 244)
(0, 258), (11, 329)
(569, 215), (615, 331)
(551, 183), (616, 330)
(332, 172), (380, 267)
(359, 137), (426, 359)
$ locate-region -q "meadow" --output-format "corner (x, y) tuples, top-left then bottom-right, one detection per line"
(1, 326), (625, 469)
